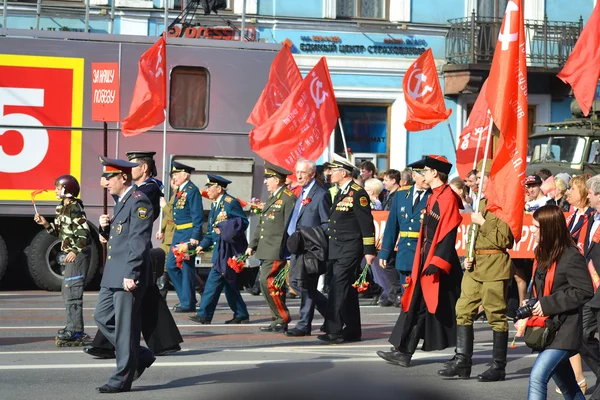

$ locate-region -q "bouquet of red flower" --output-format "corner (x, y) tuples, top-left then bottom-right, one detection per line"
(227, 254), (249, 273)
(352, 264), (371, 292)
(171, 242), (197, 269)
(268, 263), (290, 297)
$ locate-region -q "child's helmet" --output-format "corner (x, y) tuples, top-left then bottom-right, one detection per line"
(54, 175), (80, 198)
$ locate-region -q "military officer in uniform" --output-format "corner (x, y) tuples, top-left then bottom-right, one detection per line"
(379, 167), (431, 298)
(157, 177), (177, 298)
(318, 155), (376, 345)
(246, 161), (297, 332)
(438, 160), (513, 382)
(166, 161), (204, 312)
(93, 156), (155, 393)
(189, 174), (250, 324)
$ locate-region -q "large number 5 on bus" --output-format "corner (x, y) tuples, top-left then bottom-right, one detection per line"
(0, 88), (49, 173)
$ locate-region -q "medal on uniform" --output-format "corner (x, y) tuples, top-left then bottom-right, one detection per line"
(117, 224), (122, 235)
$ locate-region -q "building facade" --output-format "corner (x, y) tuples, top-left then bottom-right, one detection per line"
(1, 0), (597, 173)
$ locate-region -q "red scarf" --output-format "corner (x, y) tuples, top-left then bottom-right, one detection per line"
(566, 210), (591, 254)
(526, 260), (556, 328)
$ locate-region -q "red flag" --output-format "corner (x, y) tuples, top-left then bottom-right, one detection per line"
(121, 36), (167, 136)
(456, 80), (491, 179)
(403, 48), (452, 131)
(484, 0), (528, 242)
(247, 45), (302, 128)
(249, 57), (339, 170)
(557, 2), (600, 117)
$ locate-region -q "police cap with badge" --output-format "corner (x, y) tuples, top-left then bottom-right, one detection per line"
(126, 151), (158, 177)
(264, 161), (292, 181)
(99, 155), (138, 178)
(407, 155), (453, 174)
(170, 161), (195, 175)
(206, 174), (231, 188)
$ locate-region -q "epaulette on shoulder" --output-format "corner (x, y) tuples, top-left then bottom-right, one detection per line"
(224, 196), (233, 203)
(132, 191), (143, 199)
(351, 183), (362, 191)
(283, 188), (294, 196)
(399, 185), (412, 191)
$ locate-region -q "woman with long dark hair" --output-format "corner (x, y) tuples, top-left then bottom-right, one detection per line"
(527, 205), (593, 399)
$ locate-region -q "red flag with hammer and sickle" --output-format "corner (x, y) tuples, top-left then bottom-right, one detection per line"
(484, 0), (528, 242)
(403, 48), (452, 131)
(249, 57), (339, 170)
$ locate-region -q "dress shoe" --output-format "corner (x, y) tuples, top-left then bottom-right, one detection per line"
(317, 333), (345, 344)
(189, 315), (211, 324)
(376, 350), (412, 367)
(173, 305), (196, 313)
(154, 344), (181, 356)
(285, 328), (311, 337)
(378, 299), (394, 307)
(369, 294), (381, 305)
(96, 384), (128, 394)
(225, 316), (250, 324)
(133, 356), (156, 381)
(83, 347), (116, 359)
(260, 323), (287, 333)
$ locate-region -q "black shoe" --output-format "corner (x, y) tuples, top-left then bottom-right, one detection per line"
(260, 323), (287, 333)
(83, 347), (116, 359)
(173, 305), (196, 313)
(189, 315), (211, 324)
(376, 350), (412, 367)
(225, 316), (250, 324)
(285, 328), (311, 337)
(154, 344), (181, 356)
(133, 356), (156, 381)
(96, 384), (127, 394)
(317, 333), (345, 344)
(369, 294), (381, 305)
(378, 299), (394, 307)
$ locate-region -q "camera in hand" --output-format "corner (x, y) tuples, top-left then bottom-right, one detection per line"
(514, 297), (538, 321)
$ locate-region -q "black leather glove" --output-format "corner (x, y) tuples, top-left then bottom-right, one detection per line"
(424, 265), (441, 276)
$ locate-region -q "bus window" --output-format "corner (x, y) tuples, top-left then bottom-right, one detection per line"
(170, 66), (209, 129)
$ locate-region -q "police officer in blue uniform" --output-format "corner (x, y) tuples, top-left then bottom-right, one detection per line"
(94, 156), (155, 393)
(189, 174), (250, 324)
(166, 161), (204, 313)
(379, 167), (431, 297)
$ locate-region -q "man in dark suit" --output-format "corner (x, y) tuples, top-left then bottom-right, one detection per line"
(319, 155), (376, 345)
(93, 156), (156, 393)
(580, 175), (600, 399)
(285, 159), (331, 337)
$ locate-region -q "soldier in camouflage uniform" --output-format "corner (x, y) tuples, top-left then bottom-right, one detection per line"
(34, 175), (91, 344)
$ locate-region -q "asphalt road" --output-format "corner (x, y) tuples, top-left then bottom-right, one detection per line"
(0, 290), (589, 399)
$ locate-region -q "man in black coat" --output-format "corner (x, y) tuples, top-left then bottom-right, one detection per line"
(285, 159), (331, 337)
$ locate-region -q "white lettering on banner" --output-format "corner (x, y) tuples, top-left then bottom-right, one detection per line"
(499, 1), (519, 51)
(154, 44), (164, 79)
(406, 68), (433, 100)
(0, 88), (49, 173)
(309, 73), (328, 110)
(91, 69), (115, 84)
(93, 89), (116, 105)
(454, 222), (537, 254)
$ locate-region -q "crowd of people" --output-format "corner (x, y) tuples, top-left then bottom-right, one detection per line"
(35, 151), (600, 399)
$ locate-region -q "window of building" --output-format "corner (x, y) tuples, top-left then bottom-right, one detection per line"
(336, 0), (388, 19)
(173, 0), (232, 11)
(477, 0), (508, 18)
(169, 66), (209, 130)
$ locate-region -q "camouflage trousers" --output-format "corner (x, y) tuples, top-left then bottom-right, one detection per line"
(62, 247), (90, 333)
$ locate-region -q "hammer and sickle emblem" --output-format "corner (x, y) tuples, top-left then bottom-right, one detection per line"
(407, 68), (434, 100)
(310, 74), (328, 109)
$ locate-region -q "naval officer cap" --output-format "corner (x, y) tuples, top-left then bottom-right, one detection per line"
(264, 161), (293, 180)
(99, 155), (138, 178)
(407, 155), (453, 175)
(170, 161), (195, 175)
(328, 154), (356, 173)
(126, 151), (156, 161)
(206, 174), (231, 188)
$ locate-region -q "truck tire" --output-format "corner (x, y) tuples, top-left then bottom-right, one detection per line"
(0, 235), (8, 285)
(27, 229), (102, 292)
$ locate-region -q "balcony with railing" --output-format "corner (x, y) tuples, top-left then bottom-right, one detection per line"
(446, 12), (581, 68)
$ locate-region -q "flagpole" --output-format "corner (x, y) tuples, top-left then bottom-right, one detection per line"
(338, 117), (349, 159)
(467, 111), (493, 261)
(472, 125), (484, 171)
(159, 109), (167, 225)
(446, 120), (457, 152)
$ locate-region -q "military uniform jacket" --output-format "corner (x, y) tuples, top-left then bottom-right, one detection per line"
(46, 198), (91, 254)
(100, 187), (154, 289)
(200, 193), (249, 264)
(249, 186), (296, 261)
(137, 177), (163, 222)
(380, 186), (430, 272)
(327, 180), (376, 259)
(172, 180), (204, 242)
(467, 199), (514, 282)
(160, 194), (176, 248)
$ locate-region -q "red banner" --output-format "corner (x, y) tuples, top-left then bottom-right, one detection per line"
(403, 48), (452, 131)
(91, 62), (120, 122)
(484, 0), (528, 242)
(456, 80), (491, 179)
(247, 45), (302, 128)
(372, 211), (536, 259)
(249, 57), (339, 170)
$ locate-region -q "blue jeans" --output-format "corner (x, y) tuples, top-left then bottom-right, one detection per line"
(528, 348), (585, 400)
